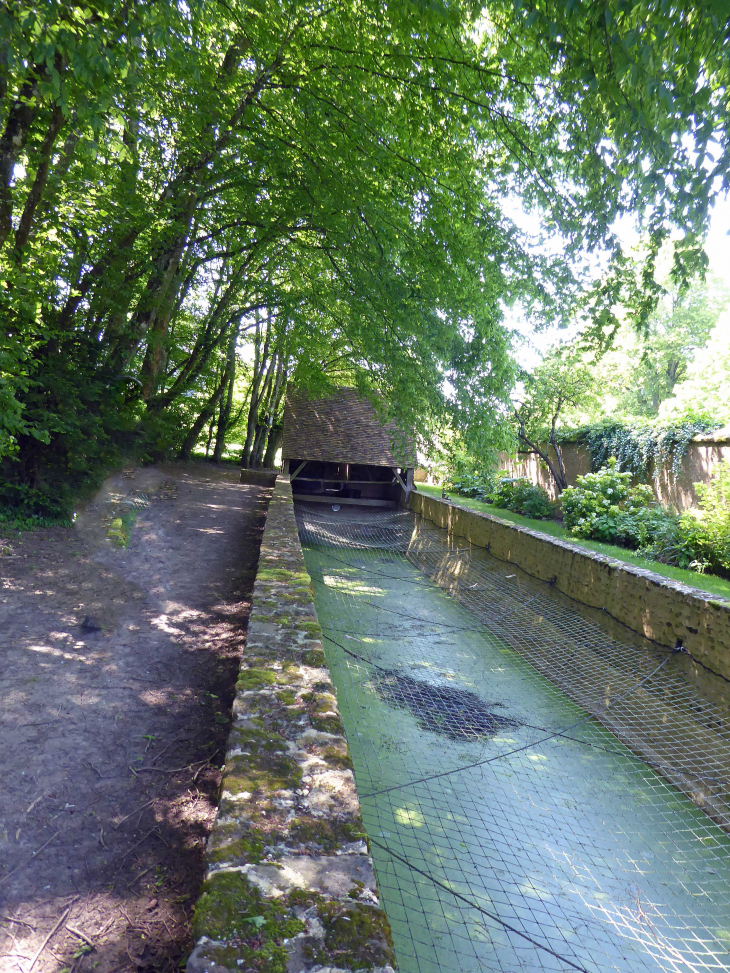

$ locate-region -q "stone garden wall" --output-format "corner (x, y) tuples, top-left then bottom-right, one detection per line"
(498, 428), (730, 511)
(188, 477), (395, 973)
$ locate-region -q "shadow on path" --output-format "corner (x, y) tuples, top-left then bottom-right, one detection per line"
(0, 463), (271, 973)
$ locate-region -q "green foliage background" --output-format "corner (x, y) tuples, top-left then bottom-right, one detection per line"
(1, 0), (729, 512)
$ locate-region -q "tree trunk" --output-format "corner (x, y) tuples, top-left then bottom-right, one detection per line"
(240, 311), (274, 468)
(178, 371), (228, 460)
(137, 194), (198, 396)
(262, 423), (283, 469)
(212, 322), (240, 463)
(256, 358), (287, 468)
(205, 416), (216, 458)
(516, 421), (568, 495)
(251, 423), (268, 468)
(0, 66), (46, 248)
(13, 102), (65, 258)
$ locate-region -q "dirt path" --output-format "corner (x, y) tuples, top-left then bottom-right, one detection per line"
(0, 463), (271, 973)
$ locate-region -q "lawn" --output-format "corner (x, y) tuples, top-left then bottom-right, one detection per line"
(416, 484), (730, 603)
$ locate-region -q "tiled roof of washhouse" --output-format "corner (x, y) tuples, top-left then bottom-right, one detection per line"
(282, 387), (416, 467)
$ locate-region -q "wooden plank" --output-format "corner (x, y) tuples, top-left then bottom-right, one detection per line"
(289, 461), (307, 481)
(292, 494), (397, 508)
(288, 478), (393, 485)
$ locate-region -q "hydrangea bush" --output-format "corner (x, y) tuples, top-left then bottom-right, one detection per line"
(561, 458), (654, 541)
(562, 457), (730, 579)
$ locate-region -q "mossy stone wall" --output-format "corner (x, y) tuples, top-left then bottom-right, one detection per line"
(189, 477), (396, 973)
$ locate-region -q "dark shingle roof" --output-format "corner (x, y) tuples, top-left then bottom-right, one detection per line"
(282, 388), (415, 467)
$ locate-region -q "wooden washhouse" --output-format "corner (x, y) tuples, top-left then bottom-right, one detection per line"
(281, 387), (416, 508)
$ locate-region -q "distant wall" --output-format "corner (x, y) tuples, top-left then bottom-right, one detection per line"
(409, 489), (730, 682)
(498, 430), (730, 511)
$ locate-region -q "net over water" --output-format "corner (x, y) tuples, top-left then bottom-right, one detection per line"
(295, 502), (730, 973)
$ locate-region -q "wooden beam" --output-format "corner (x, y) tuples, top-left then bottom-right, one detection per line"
(289, 461), (307, 481)
(292, 495), (397, 508)
(390, 468), (407, 491)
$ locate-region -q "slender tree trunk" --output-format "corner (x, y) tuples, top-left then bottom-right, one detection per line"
(213, 322), (240, 463)
(516, 416), (568, 495)
(178, 369), (229, 460)
(257, 358), (286, 468)
(205, 417), (215, 458)
(137, 194), (198, 395)
(249, 350), (278, 468)
(240, 310), (274, 468)
(13, 102), (65, 258)
(0, 67), (46, 248)
(251, 424), (268, 468)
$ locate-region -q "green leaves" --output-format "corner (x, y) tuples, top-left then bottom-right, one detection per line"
(2, 0), (729, 511)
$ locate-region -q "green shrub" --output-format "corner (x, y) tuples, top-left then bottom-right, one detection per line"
(561, 458), (654, 541)
(562, 457), (730, 580)
(450, 462), (499, 503)
(642, 461), (730, 577)
(638, 510), (706, 571)
(0, 509), (73, 532)
(491, 478), (555, 519)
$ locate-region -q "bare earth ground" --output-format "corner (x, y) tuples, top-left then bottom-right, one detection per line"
(0, 463), (271, 973)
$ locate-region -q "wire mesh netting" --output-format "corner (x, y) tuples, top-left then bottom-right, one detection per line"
(295, 501), (730, 973)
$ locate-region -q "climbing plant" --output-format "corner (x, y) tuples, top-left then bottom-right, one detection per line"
(568, 418), (717, 481)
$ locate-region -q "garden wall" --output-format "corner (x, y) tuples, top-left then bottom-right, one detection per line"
(188, 477), (395, 973)
(409, 490), (730, 683)
(498, 427), (730, 510)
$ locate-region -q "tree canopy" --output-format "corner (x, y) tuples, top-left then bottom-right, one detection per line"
(1, 0), (729, 512)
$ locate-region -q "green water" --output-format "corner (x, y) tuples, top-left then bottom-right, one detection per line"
(302, 543), (730, 973)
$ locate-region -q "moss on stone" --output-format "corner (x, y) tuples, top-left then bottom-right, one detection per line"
(348, 881), (365, 899)
(257, 567), (311, 586)
(311, 713), (345, 735)
(237, 668), (277, 691)
(208, 832), (266, 864)
(224, 751), (302, 797)
(296, 620), (322, 636)
(322, 745), (354, 771)
(279, 591), (312, 604)
(286, 887), (325, 909)
(289, 816), (366, 852)
(302, 649), (325, 666)
(275, 689), (297, 705)
(303, 901), (395, 970)
(193, 871), (304, 972)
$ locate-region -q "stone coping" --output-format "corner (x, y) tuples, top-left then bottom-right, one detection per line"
(691, 426), (730, 444)
(507, 427), (730, 447)
(410, 491), (730, 682)
(188, 477), (396, 973)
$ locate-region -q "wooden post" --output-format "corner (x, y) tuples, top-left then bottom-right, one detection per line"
(405, 467), (414, 505)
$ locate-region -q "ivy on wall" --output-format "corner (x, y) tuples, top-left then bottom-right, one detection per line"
(562, 418), (718, 482)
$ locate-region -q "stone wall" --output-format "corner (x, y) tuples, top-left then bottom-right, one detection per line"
(498, 428), (730, 511)
(409, 490), (730, 682)
(189, 477), (396, 973)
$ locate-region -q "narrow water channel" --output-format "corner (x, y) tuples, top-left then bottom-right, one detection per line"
(298, 505), (730, 973)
